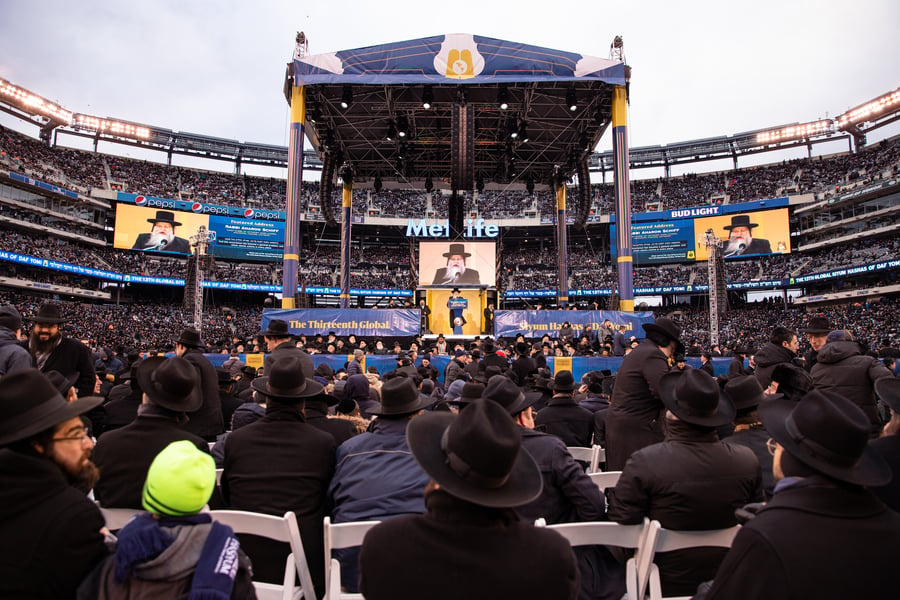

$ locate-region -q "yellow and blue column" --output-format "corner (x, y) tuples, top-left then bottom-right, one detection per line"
(340, 172), (353, 309)
(556, 180), (569, 307)
(282, 85), (305, 308)
(612, 85), (634, 312)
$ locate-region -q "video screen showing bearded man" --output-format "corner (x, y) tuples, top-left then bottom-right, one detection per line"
(432, 243), (481, 285)
(722, 215), (771, 257)
(131, 210), (192, 253)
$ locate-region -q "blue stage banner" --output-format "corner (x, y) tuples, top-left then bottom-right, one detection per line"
(262, 308), (421, 337)
(494, 310), (655, 339)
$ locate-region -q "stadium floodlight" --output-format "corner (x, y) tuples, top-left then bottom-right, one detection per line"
(498, 87), (509, 110)
(72, 114), (151, 140)
(422, 86), (433, 110)
(340, 85), (353, 110)
(519, 121), (529, 143)
(755, 120), (834, 145)
(397, 114), (409, 138)
(508, 119), (519, 140)
(0, 78), (73, 124)
(567, 87), (578, 112)
(836, 88), (900, 129)
(385, 121), (396, 141)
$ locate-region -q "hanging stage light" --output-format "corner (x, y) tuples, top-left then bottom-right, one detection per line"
(567, 87), (577, 112)
(498, 87), (509, 110)
(422, 86), (433, 110)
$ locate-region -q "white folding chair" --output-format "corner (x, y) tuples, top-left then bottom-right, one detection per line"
(210, 510), (316, 600)
(535, 517), (651, 600)
(322, 516), (382, 600)
(592, 445), (606, 472)
(588, 470), (623, 493)
(215, 468), (223, 485)
(99, 507), (142, 531)
(566, 445), (595, 470)
(642, 520), (741, 600)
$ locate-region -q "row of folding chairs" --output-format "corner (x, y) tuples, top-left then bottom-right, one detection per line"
(534, 517), (740, 600)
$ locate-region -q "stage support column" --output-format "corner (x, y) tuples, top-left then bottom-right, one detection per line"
(555, 177), (569, 307)
(339, 164), (354, 309)
(282, 84), (305, 308)
(612, 84), (634, 312)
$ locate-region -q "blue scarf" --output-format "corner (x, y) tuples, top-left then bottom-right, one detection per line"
(114, 513), (240, 600)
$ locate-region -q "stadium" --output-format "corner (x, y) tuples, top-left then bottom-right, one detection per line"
(3, 18), (900, 600)
(1, 33), (899, 363)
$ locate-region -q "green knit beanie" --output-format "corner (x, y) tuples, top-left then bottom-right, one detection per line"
(142, 440), (215, 516)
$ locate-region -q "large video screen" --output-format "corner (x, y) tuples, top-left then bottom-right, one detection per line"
(611, 207), (791, 264)
(418, 241), (496, 287)
(113, 204), (284, 261)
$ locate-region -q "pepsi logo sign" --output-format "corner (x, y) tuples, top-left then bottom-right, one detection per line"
(135, 196), (147, 206)
(191, 202), (203, 212)
(244, 209), (254, 218)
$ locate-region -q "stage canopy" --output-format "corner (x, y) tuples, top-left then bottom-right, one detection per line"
(286, 33), (627, 189)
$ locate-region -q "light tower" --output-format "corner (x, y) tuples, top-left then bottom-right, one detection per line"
(186, 226), (215, 333)
(701, 228), (725, 347)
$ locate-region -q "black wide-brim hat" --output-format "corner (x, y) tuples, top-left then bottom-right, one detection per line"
(175, 328), (205, 348)
(137, 356), (203, 412)
(723, 214), (758, 230)
(147, 210), (182, 226)
(368, 376), (435, 416)
(0, 369), (103, 446)
(760, 390), (891, 486)
(442, 243), (471, 258)
(251, 371), (324, 401)
(30, 302), (67, 324)
(260, 319), (292, 337)
(659, 368), (735, 427)
(642, 318), (682, 344)
(802, 316), (832, 335)
(407, 399), (542, 508)
(724, 375), (781, 411)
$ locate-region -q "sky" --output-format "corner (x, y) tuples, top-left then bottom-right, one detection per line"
(1, 0), (898, 179)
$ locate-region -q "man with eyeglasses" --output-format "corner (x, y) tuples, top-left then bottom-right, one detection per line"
(0, 369), (108, 599)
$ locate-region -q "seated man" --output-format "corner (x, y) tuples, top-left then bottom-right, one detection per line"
(93, 356), (210, 508)
(0, 369), (107, 599)
(79, 440), (255, 598)
(607, 369), (763, 597)
(701, 391), (900, 599)
(360, 397), (579, 600)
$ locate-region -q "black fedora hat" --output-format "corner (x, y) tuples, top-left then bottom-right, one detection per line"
(659, 368), (735, 427)
(875, 377), (900, 414)
(723, 214), (758, 230)
(44, 370), (79, 396)
(147, 210), (182, 226)
(442, 243), (471, 258)
(368, 376), (435, 416)
(137, 356), (202, 412)
(406, 397), (542, 508)
(483, 374), (538, 416)
(260, 319), (293, 337)
(724, 375), (779, 411)
(0, 369), (103, 446)
(760, 390), (891, 486)
(175, 328), (205, 349)
(550, 370), (576, 393)
(31, 302), (67, 324)
(456, 382), (485, 407)
(802, 316), (831, 335)
(642, 317), (682, 343)
(251, 355), (324, 401)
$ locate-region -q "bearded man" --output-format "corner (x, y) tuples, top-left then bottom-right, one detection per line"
(25, 302), (96, 398)
(0, 369), (108, 599)
(722, 215), (771, 257)
(131, 210), (191, 253)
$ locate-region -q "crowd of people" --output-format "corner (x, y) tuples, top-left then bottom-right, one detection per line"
(2, 299), (899, 599)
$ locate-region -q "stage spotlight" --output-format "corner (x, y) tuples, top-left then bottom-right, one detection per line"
(567, 87), (577, 112)
(498, 87), (509, 110)
(397, 114), (409, 138)
(385, 121), (396, 141)
(519, 121), (529, 143)
(508, 119), (519, 140)
(422, 86), (433, 110)
(340, 86), (353, 110)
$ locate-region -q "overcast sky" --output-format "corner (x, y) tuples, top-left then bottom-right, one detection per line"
(2, 0), (898, 177)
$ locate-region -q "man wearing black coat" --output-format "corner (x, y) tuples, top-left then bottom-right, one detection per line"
(481, 339), (509, 372)
(92, 356), (210, 508)
(810, 329), (893, 437)
(534, 370), (594, 447)
(360, 397), (578, 600)
(701, 390), (900, 600)
(801, 316), (831, 372)
(722, 375), (778, 499)
(101, 362), (143, 433)
(605, 317), (682, 471)
(222, 356), (336, 599)
(24, 302), (96, 398)
(753, 326), (800, 390)
(261, 319), (314, 378)
(0, 369), (107, 599)
(511, 342), (537, 385)
(174, 328), (224, 440)
(608, 369), (763, 597)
